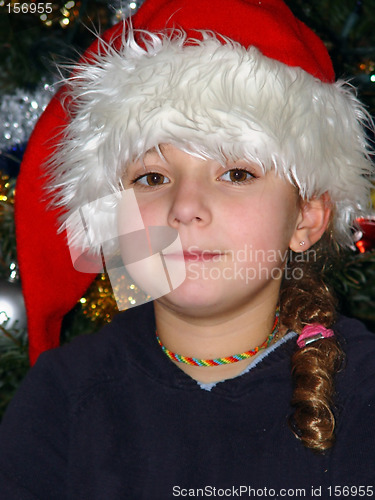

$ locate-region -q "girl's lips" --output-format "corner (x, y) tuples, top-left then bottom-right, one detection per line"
(164, 250), (224, 261)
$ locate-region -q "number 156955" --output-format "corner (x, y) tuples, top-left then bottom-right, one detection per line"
(7, 3), (53, 14)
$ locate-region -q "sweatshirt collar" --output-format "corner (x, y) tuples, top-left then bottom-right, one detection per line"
(117, 302), (296, 397)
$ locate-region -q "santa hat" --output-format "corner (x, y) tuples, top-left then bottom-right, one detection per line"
(16, 0), (374, 365)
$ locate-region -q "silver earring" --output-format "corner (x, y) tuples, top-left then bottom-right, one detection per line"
(299, 241), (305, 247)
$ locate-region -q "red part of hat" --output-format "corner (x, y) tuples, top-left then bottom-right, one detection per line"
(15, 92), (96, 365)
(16, 0), (334, 365)
(133, 0), (334, 82)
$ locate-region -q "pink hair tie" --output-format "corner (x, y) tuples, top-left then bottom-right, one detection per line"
(297, 324), (335, 348)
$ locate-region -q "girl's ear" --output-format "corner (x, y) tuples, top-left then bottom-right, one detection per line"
(289, 193), (331, 252)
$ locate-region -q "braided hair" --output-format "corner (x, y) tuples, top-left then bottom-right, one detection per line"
(279, 235), (345, 452)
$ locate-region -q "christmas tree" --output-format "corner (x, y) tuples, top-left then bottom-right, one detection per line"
(0, 0), (374, 418)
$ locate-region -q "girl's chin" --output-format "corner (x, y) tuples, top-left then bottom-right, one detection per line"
(155, 279), (233, 315)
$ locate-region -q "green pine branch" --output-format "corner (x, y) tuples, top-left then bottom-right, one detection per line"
(0, 322), (29, 418)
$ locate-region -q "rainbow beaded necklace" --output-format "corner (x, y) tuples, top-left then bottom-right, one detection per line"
(156, 310), (279, 367)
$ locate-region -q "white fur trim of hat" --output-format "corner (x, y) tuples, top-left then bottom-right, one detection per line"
(47, 29), (374, 252)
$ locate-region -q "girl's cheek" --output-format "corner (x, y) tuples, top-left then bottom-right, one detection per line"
(138, 202), (165, 226)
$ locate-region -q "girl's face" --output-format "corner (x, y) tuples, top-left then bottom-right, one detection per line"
(122, 144), (302, 319)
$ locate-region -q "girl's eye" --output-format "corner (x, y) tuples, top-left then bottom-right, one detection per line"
(133, 172), (169, 186)
(219, 168), (255, 183)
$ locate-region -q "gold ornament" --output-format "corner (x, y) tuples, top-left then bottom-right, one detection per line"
(79, 273), (150, 326)
(79, 274), (117, 325)
(0, 173), (15, 206)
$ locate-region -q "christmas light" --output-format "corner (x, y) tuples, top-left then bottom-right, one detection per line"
(110, 0), (145, 23)
(0, 312), (9, 325)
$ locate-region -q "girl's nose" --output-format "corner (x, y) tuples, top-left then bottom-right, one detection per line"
(167, 177), (212, 228)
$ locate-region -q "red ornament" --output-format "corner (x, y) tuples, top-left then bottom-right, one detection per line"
(355, 216), (375, 253)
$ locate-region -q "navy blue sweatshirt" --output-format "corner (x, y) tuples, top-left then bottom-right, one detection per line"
(1, 302), (375, 499)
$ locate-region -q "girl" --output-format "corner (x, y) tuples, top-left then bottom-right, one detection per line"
(1, 0), (375, 497)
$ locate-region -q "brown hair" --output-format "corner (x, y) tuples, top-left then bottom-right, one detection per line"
(280, 236), (345, 452)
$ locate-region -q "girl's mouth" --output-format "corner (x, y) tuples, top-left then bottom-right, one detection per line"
(164, 250), (224, 262)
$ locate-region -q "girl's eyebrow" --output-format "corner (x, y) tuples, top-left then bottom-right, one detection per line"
(135, 148), (159, 170)
(143, 145), (169, 164)
(143, 147), (164, 162)
(144, 147), (158, 157)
